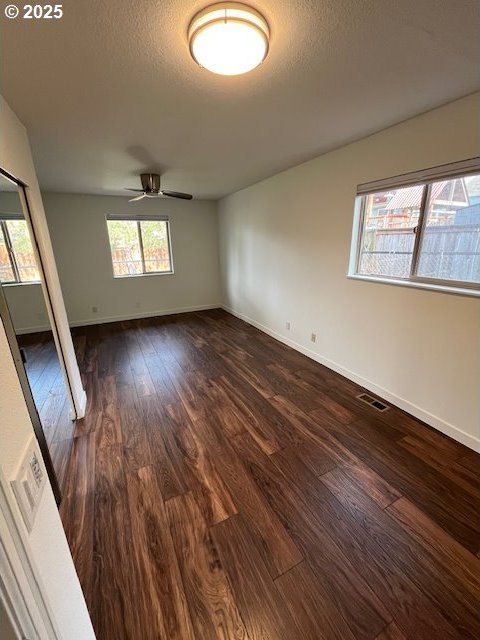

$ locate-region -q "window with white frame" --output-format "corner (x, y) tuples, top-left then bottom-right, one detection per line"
(0, 215), (40, 284)
(350, 158), (480, 293)
(106, 214), (173, 277)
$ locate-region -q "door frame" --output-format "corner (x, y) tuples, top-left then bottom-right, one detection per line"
(0, 168), (69, 504)
(0, 465), (60, 639)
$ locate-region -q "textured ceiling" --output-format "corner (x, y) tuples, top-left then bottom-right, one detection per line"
(1, 0), (479, 199)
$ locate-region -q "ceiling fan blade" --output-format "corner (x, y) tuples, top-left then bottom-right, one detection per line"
(125, 188), (144, 192)
(146, 193), (161, 198)
(129, 194), (147, 202)
(161, 190), (193, 200)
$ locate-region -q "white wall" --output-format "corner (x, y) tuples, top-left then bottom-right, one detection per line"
(219, 93), (480, 452)
(0, 96), (95, 638)
(3, 283), (47, 332)
(45, 193), (221, 325)
(5, 193), (221, 329)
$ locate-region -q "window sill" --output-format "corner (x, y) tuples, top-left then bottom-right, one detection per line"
(347, 274), (480, 298)
(112, 271), (174, 280)
(1, 281), (41, 287)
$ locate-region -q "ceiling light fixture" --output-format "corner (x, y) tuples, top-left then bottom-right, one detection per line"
(188, 3), (270, 76)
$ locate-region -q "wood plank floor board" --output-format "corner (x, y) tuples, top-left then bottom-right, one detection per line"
(215, 444), (303, 578)
(59, 432), (96, 605)
(265, 362), (334, 412)
(167, 404), (238, 525)
(457, 450), (480, 474)
(143, 353), (180, 404)
(212, 514), (301, 640)
(211, 375), (283, 455)
(49, 437), (74, 491)
(320, 417), (480, 553)
(92, 445), (141, 640)
(126, 466), (195, 640)
(166, 492), (249, 640)
(270, 394), (347, 459)
(216, 372), (309, 451)
(114, 376), (153, 472)
(321, 468), (479, 639)
(398, 434), (480, 499)
(233, 434), (392, 640)
(375, 622), (408, 640)
(341, 456), (402, 508)
(41, 394), (69, 443)
(142, 397), (194, 499)
(386, 497), (480, 602)
(42, 309), (479, 640)
(269, 448), (465, 640)
(275, 402), (401, 509)
(274, 561), (357, 640)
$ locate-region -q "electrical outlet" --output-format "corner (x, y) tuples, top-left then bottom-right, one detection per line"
(311, 333), (317, 343)
(285, 321), (291, 330)
(92, 306), (98, 313)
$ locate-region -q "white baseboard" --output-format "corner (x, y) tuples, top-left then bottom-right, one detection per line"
(68, 304), (222, 328)
(13, 304), (222, 334)
(15, 325), (51, 335)
(221, 304), (480, 453)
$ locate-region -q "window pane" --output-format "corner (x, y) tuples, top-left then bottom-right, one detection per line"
(0, 226), (15, 282)
(416, 175), (480, 284)
(357, 186), (422, 278)
(5, 220), (40, 282)
(140, 221), (171, 273)
(107, 220), (142, 276)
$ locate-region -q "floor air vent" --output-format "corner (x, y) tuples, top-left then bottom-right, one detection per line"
(356, 393), (390, 412)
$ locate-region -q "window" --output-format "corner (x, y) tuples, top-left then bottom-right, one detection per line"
(350, 158), (480, 294)
(0, 216), (40, 284)
(106, 214), (173, 277)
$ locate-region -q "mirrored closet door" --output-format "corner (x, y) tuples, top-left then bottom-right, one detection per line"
(0, 171), (74, 501)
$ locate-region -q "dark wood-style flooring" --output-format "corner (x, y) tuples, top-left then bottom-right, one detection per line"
(58, 309), (480, 640)
(18, 330), (74, 486)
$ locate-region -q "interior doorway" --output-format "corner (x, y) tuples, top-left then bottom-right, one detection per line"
(0, 170), (75, 501)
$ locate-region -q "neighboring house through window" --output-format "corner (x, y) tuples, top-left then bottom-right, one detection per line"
(350, 158), (480, 294)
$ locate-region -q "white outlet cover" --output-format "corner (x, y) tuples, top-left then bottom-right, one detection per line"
(10, 436), (47, 532)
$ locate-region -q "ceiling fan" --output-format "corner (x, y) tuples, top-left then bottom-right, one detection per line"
(125, 173), (193, 202)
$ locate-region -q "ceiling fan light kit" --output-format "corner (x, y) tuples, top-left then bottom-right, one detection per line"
(188, 2), (270, 76)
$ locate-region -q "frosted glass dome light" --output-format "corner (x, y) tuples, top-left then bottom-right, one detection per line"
(188, 3), (270, 76)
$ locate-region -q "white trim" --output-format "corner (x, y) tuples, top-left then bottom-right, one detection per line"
(0, 468), (59, 639)
(73, 390), (87, 420)
(2, 281), (42, 288)
(347, 274), (480, 298)
(11, 304), (222, 335)
(106, 213), (169, 221)
(67, 304), (221, 328)
(12, 325), (51, 335)
(112, 270), (174, 279)
(221, 304), (480, 453)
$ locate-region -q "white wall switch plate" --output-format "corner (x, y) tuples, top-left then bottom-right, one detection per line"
(10, 436), (47, 532)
